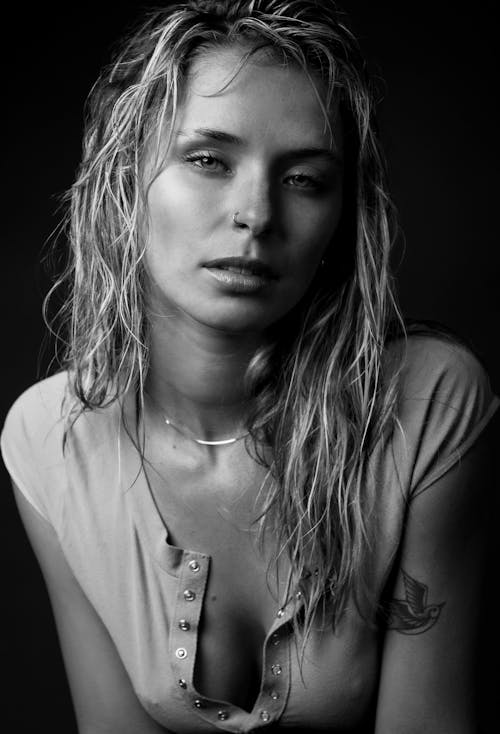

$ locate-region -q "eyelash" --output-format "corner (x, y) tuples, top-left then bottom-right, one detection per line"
(182, 151), (325, 190)
(183, 151), (229, 174)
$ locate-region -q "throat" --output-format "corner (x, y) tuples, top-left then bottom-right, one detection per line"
(146, 306), (265, 440)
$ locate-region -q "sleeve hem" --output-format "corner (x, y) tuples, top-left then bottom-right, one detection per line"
(410, 395), (500, 498)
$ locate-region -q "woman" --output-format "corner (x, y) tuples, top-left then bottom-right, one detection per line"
(2, 1), (498, 732)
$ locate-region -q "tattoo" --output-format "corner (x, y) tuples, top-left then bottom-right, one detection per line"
(383, 570), (445, 635)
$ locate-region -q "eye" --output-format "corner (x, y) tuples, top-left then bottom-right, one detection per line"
(183, 151), (229, 174)
(286, 172), (323, 190)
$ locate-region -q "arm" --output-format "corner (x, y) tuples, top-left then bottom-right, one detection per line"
(12, 482), (171, 734)
(374, 429), (495, 734)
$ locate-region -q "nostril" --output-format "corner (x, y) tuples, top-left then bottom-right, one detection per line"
(232, 209), (274, 237)
(232, 211), (246, 228)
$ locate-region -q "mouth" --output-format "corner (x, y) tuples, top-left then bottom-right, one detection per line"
(202, 257), (278, 294)
(203, 257), (278, 280)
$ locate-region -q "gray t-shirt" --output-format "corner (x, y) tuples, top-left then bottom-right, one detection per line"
(2, 335), (498, 732)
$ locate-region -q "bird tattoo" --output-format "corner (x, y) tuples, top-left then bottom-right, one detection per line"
(384, 570), (445, 634)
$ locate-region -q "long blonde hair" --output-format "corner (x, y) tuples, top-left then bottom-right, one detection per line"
(46, 0), (405, 661)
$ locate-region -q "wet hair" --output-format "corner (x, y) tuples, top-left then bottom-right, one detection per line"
(46, 0), (405, 663)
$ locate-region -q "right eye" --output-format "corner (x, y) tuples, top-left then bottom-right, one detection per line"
(183, 152), (229, 174)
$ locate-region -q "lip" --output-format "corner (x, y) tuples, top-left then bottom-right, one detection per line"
(203, 257), (278, 279)
(203, 257), (278, 294)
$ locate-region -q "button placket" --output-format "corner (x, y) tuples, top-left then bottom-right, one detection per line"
(252, 617), (292, 725)
(171, 552), (296, 728)
(169, 552), (210, 703)
(270, 631), (280, 646)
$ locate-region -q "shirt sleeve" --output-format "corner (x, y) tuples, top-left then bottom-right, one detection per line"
(396, 337), (499, 499)
(1, 375), (67, 523)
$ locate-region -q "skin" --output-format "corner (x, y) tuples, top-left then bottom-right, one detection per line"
(144, 45), (344, 443)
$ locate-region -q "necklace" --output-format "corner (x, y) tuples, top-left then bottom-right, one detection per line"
(164, 415), (249, 446)
(144, 389), (249, 447)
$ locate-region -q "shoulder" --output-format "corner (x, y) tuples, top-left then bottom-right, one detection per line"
(1, 373), (125, 521)
(2, 372), (69, 458)
(384, 331), (497, 413)
(2, 372), (125, 453)
(384, 331), (499, 497)
(1, 373), (70, 520)
(404, 332), (490, 390)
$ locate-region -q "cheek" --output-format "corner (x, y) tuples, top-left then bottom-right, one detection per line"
(287, 194), (343, 269)
(148, 175), (190, 239)
(147, 171), (216, 248)
(145, 176), (197, 286)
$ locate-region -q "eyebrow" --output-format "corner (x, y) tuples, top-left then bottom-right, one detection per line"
(176, 127), (343, 165)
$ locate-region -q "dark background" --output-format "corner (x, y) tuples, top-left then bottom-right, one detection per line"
(2, 3), (498, 732)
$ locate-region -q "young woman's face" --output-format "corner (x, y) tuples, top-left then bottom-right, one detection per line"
(145, 45), (344, 333)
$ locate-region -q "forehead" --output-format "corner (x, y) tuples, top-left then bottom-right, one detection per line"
(175, 45), (342, 152)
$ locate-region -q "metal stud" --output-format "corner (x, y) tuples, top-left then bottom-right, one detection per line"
(259, 710), (271, 722)
(270, 690), (280, 700)
(178, 619), (191, 631)
(188, 560), (200, 572)
(217, 710), (229, 720)
(271, 632), (280, 646)
(183, 589), (196, 602)
(271, 663), (282, 676)
(276, 608), (284, 618)
(193, 699), (204, 708)
(175, 647), (187, 659)
(178, 678), (187, 689)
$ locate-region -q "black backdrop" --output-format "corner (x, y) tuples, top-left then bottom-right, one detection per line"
(2, 3), (498, 732)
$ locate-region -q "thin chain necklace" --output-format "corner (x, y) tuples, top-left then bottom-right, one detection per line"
(144, 389), (249, 446)
(163, 414), (249, 446)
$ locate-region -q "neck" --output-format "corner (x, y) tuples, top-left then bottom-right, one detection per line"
(145, 308), (265, 442)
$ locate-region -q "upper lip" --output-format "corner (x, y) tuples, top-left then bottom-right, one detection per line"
(203, 257), (278, 279)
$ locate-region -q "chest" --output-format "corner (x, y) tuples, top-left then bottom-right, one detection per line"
(126, 439), (381, 722)
(64, 432), (384, 730)
(144, 444), (294, 708)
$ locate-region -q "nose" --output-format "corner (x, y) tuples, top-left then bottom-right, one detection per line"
(232, 175), (274, 237)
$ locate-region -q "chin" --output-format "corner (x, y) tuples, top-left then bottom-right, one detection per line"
(197, 309), (273, 334)
(189, 297), (284, 334)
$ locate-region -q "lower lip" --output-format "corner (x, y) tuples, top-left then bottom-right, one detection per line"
(204, 267), (273, 293)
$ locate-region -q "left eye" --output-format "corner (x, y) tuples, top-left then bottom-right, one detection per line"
(287, 173), (321, 189)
